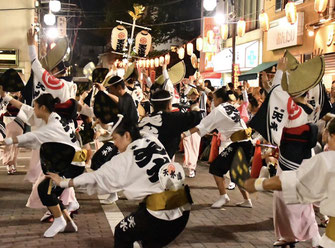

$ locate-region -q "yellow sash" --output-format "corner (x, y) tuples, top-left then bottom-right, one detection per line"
(72, 149), (88, 162)
(230, 128), (252, 142)
(326, 217), (335, 242)
(145, 186), (192, 211)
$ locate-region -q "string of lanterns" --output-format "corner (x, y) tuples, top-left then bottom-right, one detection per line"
(112, 0), (327, 69)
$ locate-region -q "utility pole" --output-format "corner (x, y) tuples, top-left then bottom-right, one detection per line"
(231, 1), (236, 87)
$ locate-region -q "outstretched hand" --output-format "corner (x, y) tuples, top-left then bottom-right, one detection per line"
(277, 57), (288, 72)
(27, 28), (36, 46)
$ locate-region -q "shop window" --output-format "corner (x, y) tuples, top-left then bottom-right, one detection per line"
(275, 0), (304, 12)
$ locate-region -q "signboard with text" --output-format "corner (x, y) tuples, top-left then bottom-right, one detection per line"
(314, 23), (335, 54)
(213, 40), (260, 73)
(267, 12), (304, 51)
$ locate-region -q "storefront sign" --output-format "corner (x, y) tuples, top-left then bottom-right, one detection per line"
(233, 64), (241, 87)
(267, 12), (304, 51)
(314, 23), (335, 54)
(213, 40), (260, 73)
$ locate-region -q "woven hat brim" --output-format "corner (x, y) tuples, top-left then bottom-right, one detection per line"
(156, 61), (186, 85)
(40, 38), (69, 71)
(93, 91), (119, 124)
(281, 56), (325, 97)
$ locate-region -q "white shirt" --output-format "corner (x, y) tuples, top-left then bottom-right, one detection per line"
(196, 102), (248, 147)
(280, 151), (335, 247)
(29, 46), (77, 103)
(73, 132), (190, 220)
(16, 105), (84, 166)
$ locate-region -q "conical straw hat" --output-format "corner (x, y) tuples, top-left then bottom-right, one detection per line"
(40, 37), (69, 71)
(156, 61), (186, 85)
(281, 56), (325, 97)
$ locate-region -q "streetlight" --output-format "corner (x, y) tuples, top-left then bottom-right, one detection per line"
(203, 0), (217, 11)
(44, 12), (56, 26)
(49, 0), (61, 12)
(46, 27), (59, 40)
(215, 13), (225, 24)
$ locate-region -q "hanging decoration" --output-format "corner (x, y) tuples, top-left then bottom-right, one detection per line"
(178, 47), (185, 60)
(203, 0), (217, 11)
(220, 24), (229, 40)
(150, 59), (155, 68)
(159, 56), (165, 66)
(314, 0), (329, 14)
(128, 4), (145, 21)
(187, 43), (194, 56)
(285, 1), (297, 24)
(207, 30), (215, 44)
(135, 30), (152, 57)
(146, 59), (150, 68)
(237, 19), (246, 37)
(196, 37), (203, 51)
(154, 58), (159, 67)
(165, 54), (170, 64)
(191, 54), (198, 69)
(259, 11), (269, 32)
(111, 25), (128, 52)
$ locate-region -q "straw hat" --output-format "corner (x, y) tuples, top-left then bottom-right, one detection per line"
(156, 61), (186, 85)
(0, 69), (25, 92)
(40, 37), (69, 72)
(281, 55), (325, 97)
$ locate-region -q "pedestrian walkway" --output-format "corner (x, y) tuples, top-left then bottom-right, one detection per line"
(0, 149), (324, 247)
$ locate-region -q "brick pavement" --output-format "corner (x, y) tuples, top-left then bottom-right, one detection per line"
(0, 149), (325, 248)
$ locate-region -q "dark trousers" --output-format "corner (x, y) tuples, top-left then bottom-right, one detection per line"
(38, 164), (84, 210)
(114, 203), (189, 248)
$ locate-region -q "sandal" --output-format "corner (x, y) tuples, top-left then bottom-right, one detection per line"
(273, 240), (298, 247)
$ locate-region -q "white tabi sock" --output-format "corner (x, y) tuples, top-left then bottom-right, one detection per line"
(211, 194), (230, 208)
(43, 215), (67, 238)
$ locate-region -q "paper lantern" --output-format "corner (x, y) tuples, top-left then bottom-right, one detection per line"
(111, 25), (128, 52)
(285, 1), (297, 24)
(178, 47), (185, 60)
(191, 54), (198, 69)
(259, 11), (269, 32)
(237, 19), (246, 37)
(165, 54), (170, 64)
(196, 37), (203, 51)
(146, 59), (150, 68)
(135, 30), (152, 57)
(155, 58), (159, 67)
(220, 24), (229, 40)
(114, 60), (119, 68)
(159, 56), (165, 66)
(314, 0), (329, 13)
(150, 59), (155, 68)
(207, 30), (215, 44)
(187, 43), (193, 56)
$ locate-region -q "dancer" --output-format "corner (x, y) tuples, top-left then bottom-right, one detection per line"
(47, 119), (192, 247)
(182, 87), (253, 208)
(139, 89), (202, 159)
(1, 92), (85, 237)
(244, 118), (335, 248)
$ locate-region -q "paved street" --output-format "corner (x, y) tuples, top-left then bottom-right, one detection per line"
(0, 149), (324, 248)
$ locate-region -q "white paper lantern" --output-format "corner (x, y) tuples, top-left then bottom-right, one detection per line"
(203, 0), (217, 11)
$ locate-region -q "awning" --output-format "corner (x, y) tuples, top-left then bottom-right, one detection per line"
(201, 71), (222, 79)
(238, 61), (277, 81)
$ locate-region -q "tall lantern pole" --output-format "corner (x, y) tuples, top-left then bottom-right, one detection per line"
(127, 4), (145, 58)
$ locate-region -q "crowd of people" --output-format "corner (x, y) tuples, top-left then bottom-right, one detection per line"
(0, 28), (334, 248)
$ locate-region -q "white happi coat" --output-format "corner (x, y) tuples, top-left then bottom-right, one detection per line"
(16, 104), (84, 167)
(196, 102), (248, 148)
(73, 132), (190, 220)
(280, 151), (335, 248)
(29, 46), (77, 103)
